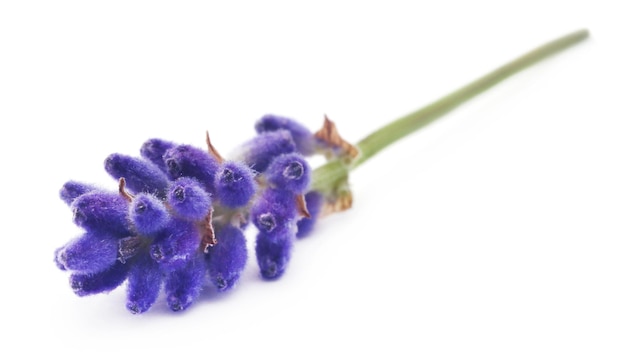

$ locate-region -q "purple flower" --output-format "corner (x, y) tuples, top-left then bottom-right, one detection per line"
(235, 130), (296, 173)
(167, 177), (212, 221)
(59, 181), (98, 206)
(140, 138), (176, 173)
(55, 231), (119, 273)
(206, 224), (248, 291)
(255, 114), (316, 155)
(256, 229), (294, 280)
(70, 261), (130, 297)
(251, 188), (298, 234)
(126, 252), (162, 314)
(163, 144), (220, 194)
(129, 193), (170, 236)
(105, 153), (170, 198)
(164, 253), (206, 312)
(150, 217), (201, 272)
(71, 191), (131, 237)
(214, 161), (257, 208)
(265, 153), (311, 194)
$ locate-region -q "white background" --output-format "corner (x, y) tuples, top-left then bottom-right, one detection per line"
(1, 1), (625, 356)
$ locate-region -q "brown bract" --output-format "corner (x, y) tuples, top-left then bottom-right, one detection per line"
(321, 189), (353, 216)
(314, 115), (360, 160)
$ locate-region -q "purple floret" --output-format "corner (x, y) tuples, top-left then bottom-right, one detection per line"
(70, 261), (130, 297)
(214, 161), (257, 208)
(255, 230), (294, 280)
(163, 144), (220, 194)
(104, 153), (170, 199)
(237, 130), (296, 173)
(59, 181), (98, 206)
(56, 231), (119, 273)
(206, 225), (248, 291)
(296, 191), (324, 238)
(251, 188), (297, 234)
(129, 193), (170, 236)
(126, 253), (163, 314)
(167, 177), (212, 221)
(71, 191), (131, 237)
(255, 114), (315, 155)
(164, 254), (206, 312)
(150, 218), (200, 271)
(140, 138), (176, 173)
(266, 153), (311, 193)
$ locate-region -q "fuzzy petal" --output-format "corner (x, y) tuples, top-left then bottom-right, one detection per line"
(167, 177), (212, 221)
(214, 161), (257, 208)
(255, 114), (315, 155)
(57, 232), (119, 273)
(236, 130), (296, 173)
(71, 191), (131, 237)
(265, 153), (311, 194)
(256, 229), (294, 280)
(70, 261), (130, 297)
(162, 144), (220, 194)
(206, 225), (247, 291)
(140, 138), (176, 173)
(105, 153), (170, 199)
(251, 188), (297, 233)
(129, 193), (170, 236)
(164, 254), (206, 312)
(150, 218), (201, 271)
(59, 181), (98, 206)
(126, 253), (163, 314)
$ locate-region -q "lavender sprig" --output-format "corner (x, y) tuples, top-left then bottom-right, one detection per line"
(53, 29), (589, 313)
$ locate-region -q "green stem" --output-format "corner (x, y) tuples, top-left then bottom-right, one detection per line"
(312, 29), (589, 192)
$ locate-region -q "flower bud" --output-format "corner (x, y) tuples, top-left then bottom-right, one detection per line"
(164, 255), (206, 312)
(150, 218), (200, 271)
(56, 231), (119, 273)
(163, 144), (220, 194)
(167, 177), (212, 221)
(266, 153), (310, 193)
(129, 193), (170, 236)
(256, 229), (293, 280)
(214, 161), (256, 208)
(251, 188), (297, 234)
(69, 261), (130, 297)
(71, 191), (131, 236)
(140, 138), (176, 173)
(59, 181), (98, 206)
(235, 130), (296, 173)
(126, 253), (162, 314)
(206, 225), (247, 291)
(255, 114), (315, 155)
(104, 153), (170, 198)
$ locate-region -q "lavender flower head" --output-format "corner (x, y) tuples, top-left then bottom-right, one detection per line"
(53, 114), (344, 314)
